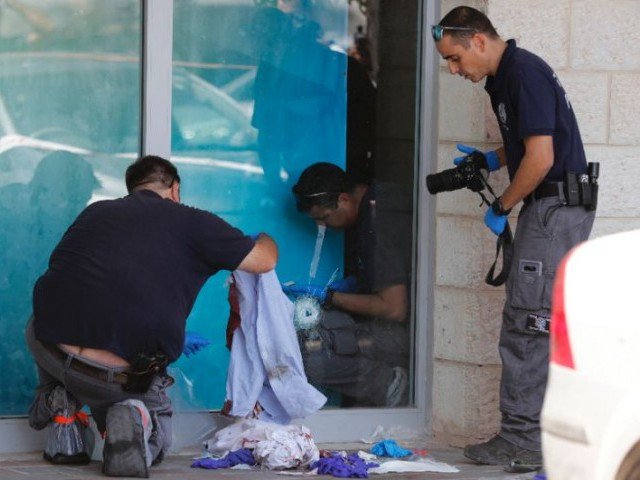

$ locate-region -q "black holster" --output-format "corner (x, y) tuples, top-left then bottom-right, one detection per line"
(563, 162), (599, 211)
(122, 352), (168, 394)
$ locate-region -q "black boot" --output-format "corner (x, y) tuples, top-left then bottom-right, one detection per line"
(464, 435), (517, 465)
(505, 448), (543, 473)
(464, 435), (543, 470)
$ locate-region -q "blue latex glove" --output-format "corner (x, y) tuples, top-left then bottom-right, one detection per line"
(328, 276), (358, 293)
(281, 284), (327, 302)
(192, 448), (255, 469)
(454, 143), (501, 172)
(370, 439), (412, 458)
(281, 277), (358, 302)
(484, 205), (508, 236)
(182, 331), (212, 358)
(249, 233), (260, 241)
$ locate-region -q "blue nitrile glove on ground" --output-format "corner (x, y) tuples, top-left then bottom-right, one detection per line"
(484, 206), (508, 236)
(371, 439), (412, 458)
(454, 143), (501, 172)
(281, 276), (359, 302)
(191, 448), (255, 469)
(182, 331), (212, 358)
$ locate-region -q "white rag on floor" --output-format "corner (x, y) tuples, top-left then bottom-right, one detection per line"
(204, 418), (320, 470)
(226, 270), (326, 424)
(369, 459), (460, 474)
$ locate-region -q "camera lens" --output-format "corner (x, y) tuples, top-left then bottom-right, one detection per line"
(426, 167), (465, 194)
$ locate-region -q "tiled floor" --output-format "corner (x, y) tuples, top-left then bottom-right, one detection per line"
(0, 442), (541, 480)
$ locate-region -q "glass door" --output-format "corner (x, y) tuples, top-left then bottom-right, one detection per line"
(0, 0), (438, 449)
(169, 0), (347, 410)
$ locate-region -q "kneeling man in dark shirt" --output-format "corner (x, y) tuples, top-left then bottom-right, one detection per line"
(26, 155), (277, 477)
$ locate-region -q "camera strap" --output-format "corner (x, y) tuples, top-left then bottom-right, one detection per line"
(485, 222), (513, 286)
(478, 182), (513, 287)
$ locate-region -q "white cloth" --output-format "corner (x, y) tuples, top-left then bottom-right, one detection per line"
(226, 270), (326, 424)
(369, 459), (459, 474)
(204, 419), (320, 470)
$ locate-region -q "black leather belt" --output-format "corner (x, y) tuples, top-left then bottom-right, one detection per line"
(535, 182), (562, 199)
(525, 182), (564, 203)
(44, 343), (129, 385)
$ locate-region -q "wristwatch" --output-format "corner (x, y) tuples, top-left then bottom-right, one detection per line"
(491, 197), (512, 216)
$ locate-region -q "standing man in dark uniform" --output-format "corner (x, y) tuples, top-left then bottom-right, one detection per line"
(284, 162), (412, 408)
(432, 6), (596, 470)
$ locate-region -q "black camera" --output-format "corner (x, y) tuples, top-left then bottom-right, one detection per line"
(426, 151), (487, 195)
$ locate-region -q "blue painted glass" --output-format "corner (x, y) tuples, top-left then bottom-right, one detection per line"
(171, 0), (348, 408)
(0, 0), (141, 415)
(0, 0), (348, 415)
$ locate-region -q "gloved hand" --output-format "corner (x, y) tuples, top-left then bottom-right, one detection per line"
(281, 284), (328, 302)
(182, 331), (212, 358)
(328, 276), (358, 293)
(454, 144), (501, 172)
(484, 205), (508, 236)
(281, 276), (358, 302)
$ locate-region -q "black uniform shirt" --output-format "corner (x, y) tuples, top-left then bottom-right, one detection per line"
(485, 39), (587, 181)
(352, 183), (412, 296)
(33, 189), (254, 362)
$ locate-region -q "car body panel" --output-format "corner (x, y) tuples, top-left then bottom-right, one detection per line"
(542, 229), (640, 480)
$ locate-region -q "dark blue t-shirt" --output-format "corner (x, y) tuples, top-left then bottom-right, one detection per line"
(350, 183), (412, 295)
(33, 190), (254, 362)
(485, 39), (587, 181)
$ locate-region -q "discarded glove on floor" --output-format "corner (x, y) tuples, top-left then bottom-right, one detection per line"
(370, 439), (412, 458)
(191, 448), (255, 469)
(311, 452), (378, 478)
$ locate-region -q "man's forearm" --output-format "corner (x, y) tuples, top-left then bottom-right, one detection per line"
(237, 233), (278, 273)
(501, 136), (553, 210)
(330, 284), (407, 322)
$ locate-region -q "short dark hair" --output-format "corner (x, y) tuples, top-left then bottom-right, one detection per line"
(292, 162), (355, 212)
(439, 6), (499, 44)
(125, 155), (180, 193)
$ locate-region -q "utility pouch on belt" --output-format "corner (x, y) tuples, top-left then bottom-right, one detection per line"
(122, 352), (168, 394)
(319, 312), (359, 355)
(563, 162), (599, 211)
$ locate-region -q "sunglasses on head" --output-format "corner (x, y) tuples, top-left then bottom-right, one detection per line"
(431, 24), (475, 42)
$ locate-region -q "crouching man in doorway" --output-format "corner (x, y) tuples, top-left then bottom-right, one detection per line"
(284, 162), (412, 408)
(26, 155), (278, 477)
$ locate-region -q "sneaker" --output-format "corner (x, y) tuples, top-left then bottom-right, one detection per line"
(385, 367), (408, 407)
(102, 400), (151, 478)
(505, 449), (543, 473)
(463, 435), (517, 465)
(464, 434), (543, 469)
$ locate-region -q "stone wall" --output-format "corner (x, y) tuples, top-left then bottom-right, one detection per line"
(433, 0), (640, 446)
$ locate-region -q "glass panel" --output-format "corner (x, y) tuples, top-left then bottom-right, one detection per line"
(172, 0), (348, 408)
(0, 0), (141, 415)
(171, 0), (418, 412)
